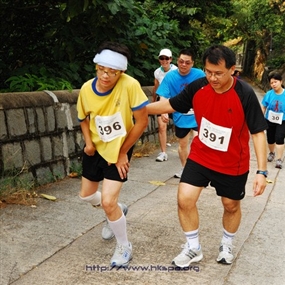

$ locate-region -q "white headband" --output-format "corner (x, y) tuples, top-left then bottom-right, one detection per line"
(93, 49), (128, 71)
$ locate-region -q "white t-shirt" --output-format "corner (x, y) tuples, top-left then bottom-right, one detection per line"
(154, 64), (177, 84)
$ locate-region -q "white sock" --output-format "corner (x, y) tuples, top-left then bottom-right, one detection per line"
(221, 228), (236, 245)
(79, 191), (101, 207)
(184, 229), (200, 250)
(108, 213), (129, 247)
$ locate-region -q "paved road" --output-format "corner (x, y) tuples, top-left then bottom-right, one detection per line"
(1, 82), (285, 285)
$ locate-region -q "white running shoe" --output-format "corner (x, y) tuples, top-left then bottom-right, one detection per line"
(275, 159), (283, 169)
(172, 243), (203, 268)
(156, 152), (168, 162)
(267, 152), (275, 162)
(110, 242), (132, 267)
(101, 203), (128, 240)
(216, 242), (234, 264)
(174, 168), (183, 178)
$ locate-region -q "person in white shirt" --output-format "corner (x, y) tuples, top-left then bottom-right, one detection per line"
(152, 48), (177, 162)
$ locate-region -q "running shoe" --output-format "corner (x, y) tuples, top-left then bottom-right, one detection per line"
(275, 159), (283, 169)
(101, 203), (128, 240)
(156, 152), (168, 162)
(172, 243), (203, 268)
(267, 152), (275, 162)
(110, 242), (132, 267)
(174, 169), (183, 178)
(216, 242), (234, 264)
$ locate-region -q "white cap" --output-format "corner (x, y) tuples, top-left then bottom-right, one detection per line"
(158, 48), (172, 57)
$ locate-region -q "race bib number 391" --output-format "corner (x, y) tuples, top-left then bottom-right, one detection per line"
(95, 112), (126, 142)
(199, 117), (232, 152)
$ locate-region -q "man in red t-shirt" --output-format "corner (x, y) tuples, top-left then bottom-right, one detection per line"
(147, 45), (268, 267)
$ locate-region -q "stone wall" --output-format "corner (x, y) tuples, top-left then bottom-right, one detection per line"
(0, 87), (169, 185)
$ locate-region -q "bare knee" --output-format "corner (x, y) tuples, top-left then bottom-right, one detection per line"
(101, 197), (118, 215)
(222, 198), (240, 214)
(178, 189), (197, 211)
(159, 123), (167, 132)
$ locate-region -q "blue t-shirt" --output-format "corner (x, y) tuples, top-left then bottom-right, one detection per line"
(156, 68), (205, 128)
(262, 89), (285, 121)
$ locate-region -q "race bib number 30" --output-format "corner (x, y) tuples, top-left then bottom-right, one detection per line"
(199, 117), (232, 152)
(95, 112), (126, 142)
(268, 110), (283, 125)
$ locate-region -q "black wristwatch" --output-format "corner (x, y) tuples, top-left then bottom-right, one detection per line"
(256, 170), (268, 177)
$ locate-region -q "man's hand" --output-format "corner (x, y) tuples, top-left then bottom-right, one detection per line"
(253, 174), (267, 197)
(161, 113), (169, 123)
(115, 153), (130, 179)
(84, 144), (96, 156)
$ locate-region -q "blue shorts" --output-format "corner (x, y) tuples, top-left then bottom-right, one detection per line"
(82, 147), (133, 182)
(180, 159), (249, 200)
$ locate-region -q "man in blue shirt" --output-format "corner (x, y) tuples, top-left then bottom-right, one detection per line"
(157, 48), (205, 178)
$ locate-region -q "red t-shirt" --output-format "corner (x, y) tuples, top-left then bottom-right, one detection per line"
(170, 77), (268, 175)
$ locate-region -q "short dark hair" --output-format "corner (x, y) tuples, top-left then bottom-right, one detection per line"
(233, 70), (240, 76)
(268, 72), (282, 81)
(202, 45), (236, 69)
(96, 41), (131, 60)
(178, 48), (196, 61)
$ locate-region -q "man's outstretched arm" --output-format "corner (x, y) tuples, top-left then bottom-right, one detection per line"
(146, 99), (175, 115)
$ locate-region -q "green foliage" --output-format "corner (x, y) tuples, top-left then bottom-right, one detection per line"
(0, 0), (242, 91)
(69, 161), (82, 177)
(230, 0), (285, 60)
(5, 74), (73, 92)
(267, 55), (285, 69)
(0, 167), (36, 200)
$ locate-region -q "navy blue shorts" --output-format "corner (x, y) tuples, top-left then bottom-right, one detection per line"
(82, 147), (133, 182)
(175, 125), (198, 139)
(180, 159), (249, 200)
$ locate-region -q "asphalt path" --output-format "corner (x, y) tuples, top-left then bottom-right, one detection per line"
(1, 81), (284, 285)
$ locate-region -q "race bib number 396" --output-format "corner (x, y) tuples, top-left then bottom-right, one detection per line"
(95, 112), (126, 142)
(199, 117), (232, 152)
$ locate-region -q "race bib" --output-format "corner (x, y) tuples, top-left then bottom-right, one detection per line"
(199, 117), (232, 152)
(268, 110), (283, 125)
(95, 112), (126, 142)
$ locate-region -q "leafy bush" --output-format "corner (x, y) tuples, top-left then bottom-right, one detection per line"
(267, 55), (285, 69)
(4, 74), (73, 92)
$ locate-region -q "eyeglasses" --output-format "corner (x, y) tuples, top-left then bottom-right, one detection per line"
(159, 56), (170, 61)
(204, 69), (230, 79)
(178, 59), (193, 65)
(96, 65), (121, 78)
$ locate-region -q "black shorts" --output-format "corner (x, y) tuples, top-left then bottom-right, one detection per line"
(82, 147), (133, 182)
(180, 159), (249, 200)
(266, 119), (285, 144)
(175, 125), (198, 139)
